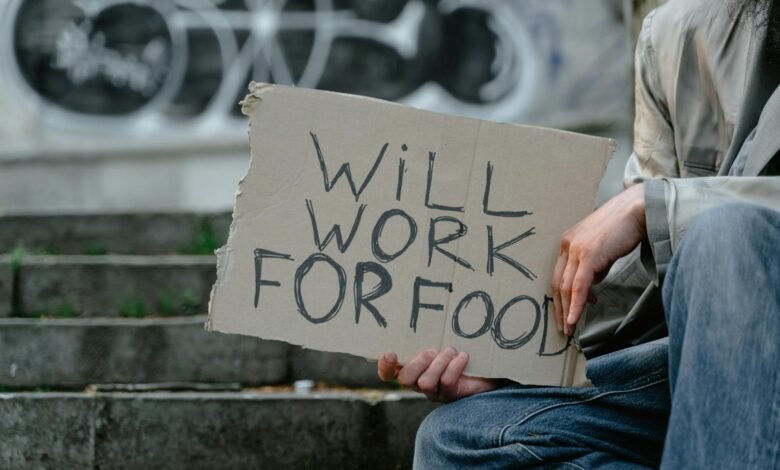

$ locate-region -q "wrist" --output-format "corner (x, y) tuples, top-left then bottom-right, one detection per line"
(628, 183), (647, 230)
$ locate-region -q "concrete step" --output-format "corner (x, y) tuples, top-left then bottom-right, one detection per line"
(0, 390), (435, 469)
(0, 254), (215, 317)
(0, 316), (385, 389)
(0, 212), (231, 255)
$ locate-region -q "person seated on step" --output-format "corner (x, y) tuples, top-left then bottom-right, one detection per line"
(378, 0), (780, 467)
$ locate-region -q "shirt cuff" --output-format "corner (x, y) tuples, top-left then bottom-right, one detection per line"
(641, 178), (673, 284)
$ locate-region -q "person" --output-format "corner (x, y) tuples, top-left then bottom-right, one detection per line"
(377, 0), (780, 467)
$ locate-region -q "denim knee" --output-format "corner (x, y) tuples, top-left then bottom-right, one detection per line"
(663, 202), (779, 329)
(680, 202), (773, 254)
(413, 381), (670, 469)
(414, 404), (457, 457)
(664, 203), (773, 295)
(415, 405), (442, 447)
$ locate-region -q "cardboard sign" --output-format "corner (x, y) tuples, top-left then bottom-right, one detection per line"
(207, 83), (613, 386)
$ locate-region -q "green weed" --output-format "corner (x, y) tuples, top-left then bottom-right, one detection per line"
(83, 242), (108, 256)
(118, 292), (148, 318)
(10, 243), (26, 272)
(53, 302), (78, 318)
(157, 289), (202, 316)
(180, 219), (223, 255)
(180, 289), (201, 315)
(157, 292), (176, 317)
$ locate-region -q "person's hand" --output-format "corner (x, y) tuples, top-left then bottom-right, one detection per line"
(552, 183), (647, 336)
(377, 348), (501, 403)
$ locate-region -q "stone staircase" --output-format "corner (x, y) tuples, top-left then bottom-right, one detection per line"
(0, 213), (435, 469)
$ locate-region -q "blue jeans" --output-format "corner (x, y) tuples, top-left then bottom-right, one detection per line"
(414, 203), (780, 469)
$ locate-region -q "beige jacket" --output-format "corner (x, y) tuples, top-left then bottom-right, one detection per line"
(581, 0), (780, 356)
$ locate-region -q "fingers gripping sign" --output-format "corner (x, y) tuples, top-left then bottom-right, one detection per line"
(552, 183), (647, 336)
(375, 181), (646, 403)
(378, 348), (500, 403)
(377, 351), (402, 382)
(551, 251), (567, 333)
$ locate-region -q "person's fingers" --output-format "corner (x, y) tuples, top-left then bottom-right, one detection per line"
(560, 258), (578, 335)
(567, 268), (595, 333)
(377, 352), (400, 382)
(417, 347), (459, 397)
(551, 252), (567, 333)
(397, 348), (437, 388)
(438, 351), (469, 401)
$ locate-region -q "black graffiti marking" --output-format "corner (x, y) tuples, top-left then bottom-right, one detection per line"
(11, 1), (548, 121)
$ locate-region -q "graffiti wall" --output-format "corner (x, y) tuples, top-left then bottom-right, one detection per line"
(1, 0), (630, 146)
(0, 0), (631, 213)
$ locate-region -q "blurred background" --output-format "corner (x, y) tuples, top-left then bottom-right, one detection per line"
(0, 0), (661, 468)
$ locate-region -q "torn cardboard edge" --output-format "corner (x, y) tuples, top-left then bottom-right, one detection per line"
(208, 82), (613, 388)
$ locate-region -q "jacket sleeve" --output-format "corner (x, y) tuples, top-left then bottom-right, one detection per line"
(624, 9), (679, 185)
(623, 9), (779, 282)
(579, 8), (680, 350)
(647, 176), (780, 271)
(622, 8), (680, 282)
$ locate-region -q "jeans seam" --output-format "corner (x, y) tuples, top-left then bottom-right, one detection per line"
(562, 463), (587, 470)
(512, 443), (587, 470)
(493, 369), (667, 446)
(613, 369), (669, 390)
(514, 442), (544, 463)
(498, 376), (669, 447)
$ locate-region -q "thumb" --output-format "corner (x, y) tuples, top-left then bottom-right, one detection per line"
(378, 352), (400, 382)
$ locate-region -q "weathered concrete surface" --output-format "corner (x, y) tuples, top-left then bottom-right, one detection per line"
(0, 212), (231, 255)
(0, 391), (437, 470)
(0, 393), (94, 468)
(291, 348), (385, 388)
(0, 317), (394, 388)
(6, 255), (215, 317)
(0, 317), (288, 387)
(0, 261), (10, 317)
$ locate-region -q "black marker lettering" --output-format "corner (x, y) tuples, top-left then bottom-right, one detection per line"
(310, 132), (387, 201)
(452, 291), (494, 339)
(487, 226), (538, 280)
(482, 161), (533, 217)
(306, 199), (366, 253)
(354, 261), (393, 327)
(410, 277), (453, 332)
(428, 216), (474, 271)
(491, 295), (541, 350)
(293, 253), (346, 324)
(254, 248), (294, 308)
(371, 209), (418, 263)
(425, 152), (464, 212)
(395, 158), (406, 202)
(538, 295), (571, 356)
